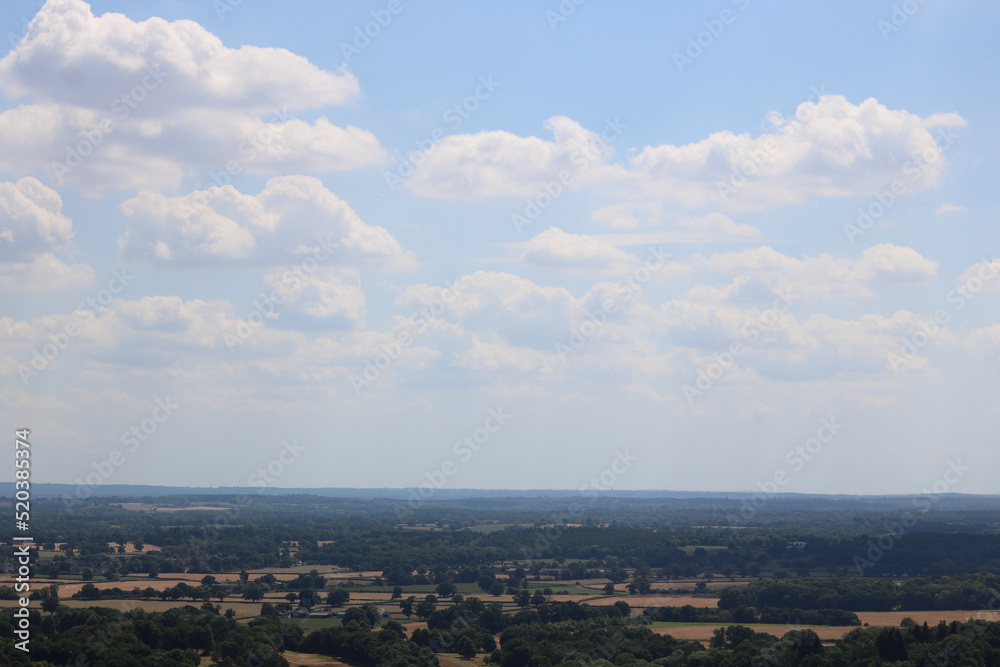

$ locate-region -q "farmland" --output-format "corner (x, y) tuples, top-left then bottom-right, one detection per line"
(1, 491), (1000, 665)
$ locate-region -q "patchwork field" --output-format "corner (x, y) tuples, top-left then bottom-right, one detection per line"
(7, 563), (998, 661)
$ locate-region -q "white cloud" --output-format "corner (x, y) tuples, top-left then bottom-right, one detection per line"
(520, 227), (640, 274)
(119, 176), (413, 267)
(934, 202), (966, 215)
(628, 96), (965, 210)
(396, 96), (963, 215)
(263, 267), (366, 328)
(590, 202), (662, 230)
(691, 243), (937, 302)
(0, 177), (73, 260)
(676, 212), (761, 240)
(590, 207), (761, 244)
(452, 335), (559, 376)
(0, 0), (359, 112)
(963, 324), (1000, 360)
(956, 256), (1000, 293)
(0, 177), (94, 289)
(0, 0), (385, 193)
(401, 115), (619, 199)
(854, 243), (938, 283)
(0, 253), (95, 291)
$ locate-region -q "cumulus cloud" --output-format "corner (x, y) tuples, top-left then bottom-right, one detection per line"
(854, 243), (938, 283)
(0, 0), (359, 112)
(263, 267), (366, 329)
(452, 335), (560, 376)
(934, 203), (966, 215)
(397, 271), (578, 349)
(629, 95), (966, 209)
(0, 177), (73, 260)
(963, 325), (1000, 360)
(401, 115), (621, 199)
(589, 207), (761, 245)
(690, 243), (937, 302)
(0, 177), (94, 289)
(119, 176), (413, 267)
(956, 256), (1000, 293)
(520, 227), (640, 274)
(0, 0), (384, 193)
(398, 96), (964, 214)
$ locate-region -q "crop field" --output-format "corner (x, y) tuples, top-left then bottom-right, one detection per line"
(651, 623), (858, 643)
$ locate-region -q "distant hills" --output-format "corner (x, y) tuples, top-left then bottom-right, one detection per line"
(2, 483), (999, 511)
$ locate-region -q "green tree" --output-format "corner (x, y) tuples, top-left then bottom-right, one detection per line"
(326, 588), (350, 607)
(399, 595), (416, 618)
(415, 599), (436, 619)
(42, 590), (60, 614)
(242, 584), (263, 602)
(435, 581), (457, 598)
(457, 635), (477, 659)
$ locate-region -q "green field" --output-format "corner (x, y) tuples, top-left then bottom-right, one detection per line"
(287, 617), (343, 631)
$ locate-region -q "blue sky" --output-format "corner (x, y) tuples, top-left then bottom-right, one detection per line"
(1, 0), (998, 496)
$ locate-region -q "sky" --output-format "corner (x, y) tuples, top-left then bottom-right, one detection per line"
(1, 0), (998, 496)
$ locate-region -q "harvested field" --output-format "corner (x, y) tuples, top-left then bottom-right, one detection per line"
(437, 653), (486, 666)
(545, 594), (602, 602)
(249, 564), (349, 575)
(54, 580), (179, 596)
(322, 570), (384, 579)
(0, 598), (260, 618)
(403, 621), (428, 635)
(652, 624), (857, 642)
(281, 652), (349, 666)
(585, 595), (720, 608)
(856, 610), (1000, 626)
